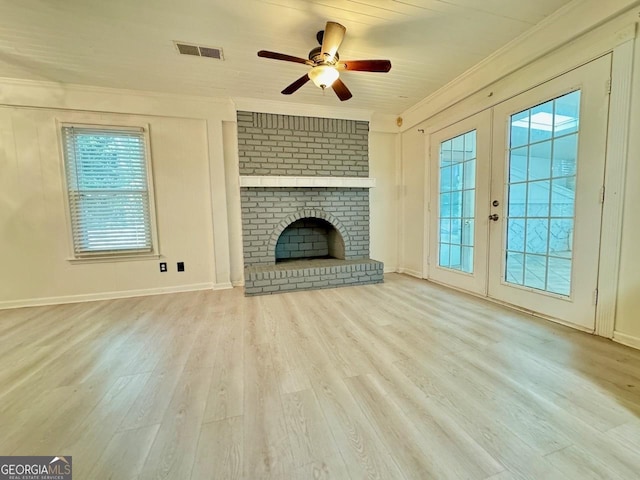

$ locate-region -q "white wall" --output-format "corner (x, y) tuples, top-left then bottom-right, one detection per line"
(369, 131), (399, 272)
(222, 120), (245, 286)
(614, 31), (640, 345)
(398, 129), (425, 278)
(396, 2), (640, 347)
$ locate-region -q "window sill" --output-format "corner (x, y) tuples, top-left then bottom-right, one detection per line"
(67, 253), (161, 265)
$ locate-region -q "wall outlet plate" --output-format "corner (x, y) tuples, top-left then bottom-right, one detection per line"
(177, 262), (185, 272)
(159, 262), (167, 272)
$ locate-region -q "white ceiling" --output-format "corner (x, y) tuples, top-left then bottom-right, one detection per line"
(0, 0), (577, 114)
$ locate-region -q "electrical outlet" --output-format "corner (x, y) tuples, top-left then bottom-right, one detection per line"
(159, 262), (167, 272)
(177, 262), (185, 272)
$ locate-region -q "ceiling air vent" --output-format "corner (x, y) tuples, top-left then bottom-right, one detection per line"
(199, 47), (222, 59)
(174, 41), (224, 60)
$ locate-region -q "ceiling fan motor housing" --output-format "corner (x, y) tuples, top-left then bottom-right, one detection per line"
(308, 46), (339, 65)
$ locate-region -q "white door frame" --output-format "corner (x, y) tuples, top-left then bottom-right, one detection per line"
(596, 33), (635, 338)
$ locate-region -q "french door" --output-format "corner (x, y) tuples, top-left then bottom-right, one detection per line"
(429, 55), (611, 330)
(429, 111), (491, 295)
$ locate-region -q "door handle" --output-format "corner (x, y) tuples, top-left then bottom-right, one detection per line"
(488, 213), (499, 221)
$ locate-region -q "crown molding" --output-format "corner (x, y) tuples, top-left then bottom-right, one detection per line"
(0, 76), (236, 120)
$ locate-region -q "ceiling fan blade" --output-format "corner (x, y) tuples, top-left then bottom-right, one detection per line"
(332, 78), (352, 101)
(337, 59), (392, 72)
(258, 50), (311, 65)
(320, 22), (346, 62)
(282, 74), (311, 95)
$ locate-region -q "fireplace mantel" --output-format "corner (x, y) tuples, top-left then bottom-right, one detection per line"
(239, 176), (376, 188)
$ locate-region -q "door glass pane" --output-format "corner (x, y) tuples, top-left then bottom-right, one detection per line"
(527, 180), (550, 217)
(505, 90), (580, 296)
(505, 252), (524, 284)
(508, 183), (526, 217)
(510, 146), (528, 182)
(440, 243), (450, 268)
(438, 129), (476, 273)
(507, 219), (525, 252)
(529, 141), (552, 181)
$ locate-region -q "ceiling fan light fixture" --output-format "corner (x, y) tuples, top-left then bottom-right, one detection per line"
(308, 65), (339, 89)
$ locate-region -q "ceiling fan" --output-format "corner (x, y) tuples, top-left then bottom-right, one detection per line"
(257, 21), (392, 101)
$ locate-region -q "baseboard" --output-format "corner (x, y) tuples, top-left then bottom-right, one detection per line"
(213, 282), (234, 290)
(232, 280), (245, 287)
(613, 331), (640, 351)
(0, 282), (217, 310)
(384, 266), (399, 274)
(397, 268), (423, 279)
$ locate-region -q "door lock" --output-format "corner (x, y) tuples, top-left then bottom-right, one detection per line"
(488, 213), (499, 221)
(492, 200), (500, 207)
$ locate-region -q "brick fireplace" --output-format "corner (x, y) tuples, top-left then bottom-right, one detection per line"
(237, 111), (383, 295)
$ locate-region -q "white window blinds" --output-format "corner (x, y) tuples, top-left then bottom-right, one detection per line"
(62, 126), (154, 256)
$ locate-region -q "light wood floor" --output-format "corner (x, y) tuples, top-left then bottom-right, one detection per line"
(2, 274), (640, 479)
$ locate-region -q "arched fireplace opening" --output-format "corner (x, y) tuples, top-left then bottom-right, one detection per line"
(275, 217), (345, 263)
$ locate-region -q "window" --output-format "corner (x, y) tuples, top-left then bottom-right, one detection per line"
(61, 125), (156, 257)
(438, 130), (476, 273)
(505, 90), (580, 296)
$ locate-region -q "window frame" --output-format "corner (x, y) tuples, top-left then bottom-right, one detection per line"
(58, 121), (160, 262)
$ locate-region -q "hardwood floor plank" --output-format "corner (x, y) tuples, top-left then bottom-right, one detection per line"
(544, 445), (628, 480)
(62, 373), (152, 478)
(484, 471), (520, 480)
(264, 295), (312, 394)
(138, 367), (212, 480)
(393, 358), (567, 479)
(433, 352), (574, 455)
(607, 420), (640, 450)
(191, 416), (242, 480)
(203, 298), (245, 421)
(118, 365), (186, 431)
(361, 365), (505, 478)
(6, 380), (113, 456)
(243, 339), (294, 478)
(285, 291), (362, 377)
(306, 362), (408, 480)
(461, 340), (640, 432)
(293, 454), (353, 479)
(86, 424), (160, 480)
(345, 373), (490, 480)
(244, 296), (269, 346)
(445, 346), (640, 478)
(182, 299), (225, 373)
(281, 389), (339, 466)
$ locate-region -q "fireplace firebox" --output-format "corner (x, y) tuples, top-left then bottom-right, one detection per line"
(275, 217), (345, 263)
